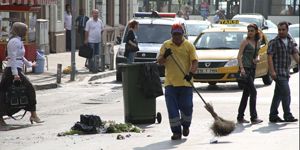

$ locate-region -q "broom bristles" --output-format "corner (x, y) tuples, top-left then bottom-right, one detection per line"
(205, 103), (236, 136)
(211, 117), (236, 136)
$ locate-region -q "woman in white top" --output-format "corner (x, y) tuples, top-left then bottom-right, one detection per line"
(0, 22), (43, 127)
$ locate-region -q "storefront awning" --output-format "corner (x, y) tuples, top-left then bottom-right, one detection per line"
(0, 0), (56, 5)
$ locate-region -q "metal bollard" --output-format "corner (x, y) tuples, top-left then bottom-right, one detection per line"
(100, 43), (105, 72)
(57, 64), (62, 84)
(109, 44), (114, 70)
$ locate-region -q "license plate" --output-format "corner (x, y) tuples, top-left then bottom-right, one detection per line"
(196, 68), (218, 74)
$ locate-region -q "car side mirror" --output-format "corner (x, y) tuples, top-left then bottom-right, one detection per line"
(116, 36), (121, 45)
(262, 25), (268, 30)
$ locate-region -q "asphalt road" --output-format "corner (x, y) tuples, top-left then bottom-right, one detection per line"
(0, 72), (299, 150)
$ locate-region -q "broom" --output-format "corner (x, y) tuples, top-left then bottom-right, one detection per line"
(168, 53), (236, 137)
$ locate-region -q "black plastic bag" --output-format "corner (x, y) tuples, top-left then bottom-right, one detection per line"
(71, 122), (98, 134)
(79, 44), (93, 58)
(80, 114), (102, 127)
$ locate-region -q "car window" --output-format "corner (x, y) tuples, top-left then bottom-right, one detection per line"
(232, 17), (262, 28)
(289, 27), (299, 38)
(186, 24), (209, 36)
(266, 20), (277, 29)
(123, 24), (171, 44)
(195, 32), (247, 49)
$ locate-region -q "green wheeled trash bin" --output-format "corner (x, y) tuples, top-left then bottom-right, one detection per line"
(120, 62), (163, 124)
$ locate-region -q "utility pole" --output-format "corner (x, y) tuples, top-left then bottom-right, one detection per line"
(70, 0), (78, 81)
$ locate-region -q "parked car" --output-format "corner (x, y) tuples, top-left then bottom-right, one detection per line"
(262, 27), (277, 41)
(115, 12), (188, 81)
(193, 26), (272, 88)
(232, 13), (268, 30)
(265, 20), (277, 29)
(185, 20), (212, 44)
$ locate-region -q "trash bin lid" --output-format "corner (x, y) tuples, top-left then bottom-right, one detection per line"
(118, 62), (157, 68)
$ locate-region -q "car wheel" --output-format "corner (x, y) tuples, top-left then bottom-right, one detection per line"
(208, 82), (217, 86)
(262, 72), (273, 85)
(116, 69), (122, 82)
(293, 65), (299, 73)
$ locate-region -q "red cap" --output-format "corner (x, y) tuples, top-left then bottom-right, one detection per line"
(171, 23), (184, 34)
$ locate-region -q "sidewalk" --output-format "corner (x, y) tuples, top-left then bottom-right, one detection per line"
(0, 51), (117, 90)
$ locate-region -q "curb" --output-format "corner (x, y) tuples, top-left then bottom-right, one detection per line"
(88, 70), (116, 82)
(34, 83), (59, 91)
(32, 70), (116, 90)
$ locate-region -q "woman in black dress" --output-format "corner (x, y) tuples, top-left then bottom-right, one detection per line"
(0, 22), (43, 127)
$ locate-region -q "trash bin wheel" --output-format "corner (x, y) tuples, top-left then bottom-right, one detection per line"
(156, 112), (162, 124)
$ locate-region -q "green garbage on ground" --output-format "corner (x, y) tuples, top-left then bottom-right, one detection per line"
(57, 120), (143, 136)
(104, 120), (142, 133)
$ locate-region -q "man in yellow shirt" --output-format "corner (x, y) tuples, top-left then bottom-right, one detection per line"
(158, 23), (198, 140)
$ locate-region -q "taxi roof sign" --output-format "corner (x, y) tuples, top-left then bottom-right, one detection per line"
(220, 20), (240, 24)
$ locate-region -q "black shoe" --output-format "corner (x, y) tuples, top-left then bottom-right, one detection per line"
(269, 116), (284, 123)
(171, 133), (182, 140)
(284, 117), (298, 122)
(182, 128), (189, 137)
(251, 118), (263, 124)
(237, 118), (250, 124)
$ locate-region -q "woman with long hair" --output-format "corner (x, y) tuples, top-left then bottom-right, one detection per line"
(236, 23), (263, 124)
(0, 22), (44, 127)
(124, 20), (139, 63)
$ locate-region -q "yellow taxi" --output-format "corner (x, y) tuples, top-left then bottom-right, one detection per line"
(193, 22), (273, 88)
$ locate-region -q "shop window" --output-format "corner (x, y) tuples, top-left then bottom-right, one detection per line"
(270, 0), (299, 16)
(57, 0), (63, 21)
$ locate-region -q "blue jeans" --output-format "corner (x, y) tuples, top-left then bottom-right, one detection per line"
(269, 77), (293, 119)
(165, 86), (193, 134)
(126, 52), (135, 63)
(87, 43), (100, 71)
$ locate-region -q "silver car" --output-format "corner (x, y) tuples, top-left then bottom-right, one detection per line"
(115, 13), (188, 81)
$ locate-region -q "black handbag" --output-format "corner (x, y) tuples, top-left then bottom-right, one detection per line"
(125, 43), (139, 52)
(5, 80), (29, 119)
(5, 80), (29, 109)
(79, 44), (93, 58)
(236, 72), (249, 89)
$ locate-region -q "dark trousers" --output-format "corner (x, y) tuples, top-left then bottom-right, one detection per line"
(237, 68), (258, 121)
(66, 30), (71, 51)
(0, 67), (36, 117)
(78, 28), (85, 46)
(269, 77), (293, 120)
(165, 86), (193, 134)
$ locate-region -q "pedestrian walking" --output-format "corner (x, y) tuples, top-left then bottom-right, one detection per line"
(237, 23), (263, 124)
(76, 9), (89, 46)
(84, 9), (104, 72)
(124, 20), (139, 63)
(199, 0), (209, 20)
(157, 23), (198, 140)
(0, 22), (44, 127)
(213, 10), (226, 23)
(267, 21), (299, 123)
(64, 4), (72, 52)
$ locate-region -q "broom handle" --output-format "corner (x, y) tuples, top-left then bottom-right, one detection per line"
(169, 54), (208, 106)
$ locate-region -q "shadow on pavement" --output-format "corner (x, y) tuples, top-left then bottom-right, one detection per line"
(133, 139), (187, 150)
(193, 83), (267, 94)
(252, 122), (298, 134)
(232, 123), (252, 134)
(0, 124), (33, 131)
